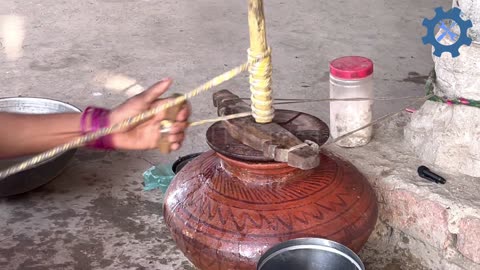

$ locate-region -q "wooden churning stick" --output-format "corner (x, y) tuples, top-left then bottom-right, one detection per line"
(209, 0), (322, 170)
(248, 0), (274, 124)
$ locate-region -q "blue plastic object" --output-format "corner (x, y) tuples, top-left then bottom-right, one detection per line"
(142, 164), (175, 193)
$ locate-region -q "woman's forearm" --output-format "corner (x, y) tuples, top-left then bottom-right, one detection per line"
(0, 112), (82, 159)
(0, 80), (190, 159)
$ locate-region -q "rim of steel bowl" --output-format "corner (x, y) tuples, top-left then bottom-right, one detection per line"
(257, 238), (365, 270)
(0, 97), (81, 196)
(172, 152), (204, 174)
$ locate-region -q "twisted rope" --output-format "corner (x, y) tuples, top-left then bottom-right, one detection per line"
(0, 51), (271, 179)
(0, 56), (437, 180)
(159, 112), (252, 133)
(328, 69), (437, 144)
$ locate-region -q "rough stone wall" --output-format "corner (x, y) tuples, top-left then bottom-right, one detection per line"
(404, 0), (480, 177)
(456, 0), (480, 41)
(405, 100), (480, 177)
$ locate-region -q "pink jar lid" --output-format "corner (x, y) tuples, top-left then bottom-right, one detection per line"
(329, 56), (374, 79)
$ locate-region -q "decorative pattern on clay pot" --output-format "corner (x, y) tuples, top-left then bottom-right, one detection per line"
(163, 150), (378, 270)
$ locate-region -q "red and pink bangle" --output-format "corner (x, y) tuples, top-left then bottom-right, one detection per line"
(80, 106), (114, 150)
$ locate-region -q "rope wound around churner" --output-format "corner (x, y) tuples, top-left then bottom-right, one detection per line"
(248, 47), (274, 123)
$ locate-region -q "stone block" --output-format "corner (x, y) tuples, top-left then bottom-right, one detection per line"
(456, 0), (480, 42)
(405, 12), (480, 177)
(381, 189), (451, 250)
(457, 216), (480, 264)
(404, 101), (480, 177)
(433, 43), (480, 99)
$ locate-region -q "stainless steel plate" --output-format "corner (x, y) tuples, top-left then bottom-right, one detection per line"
(257, 238), (365, 270)
(0, 97), (81, 197)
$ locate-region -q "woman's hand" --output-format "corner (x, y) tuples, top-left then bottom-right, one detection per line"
(0, 78), (189, 159)
(108, 79), (191, 151)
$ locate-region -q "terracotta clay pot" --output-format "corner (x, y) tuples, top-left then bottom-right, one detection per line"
(163, 150), (378, 270)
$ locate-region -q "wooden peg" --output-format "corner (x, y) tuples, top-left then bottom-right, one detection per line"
(212, 90), (321, 170)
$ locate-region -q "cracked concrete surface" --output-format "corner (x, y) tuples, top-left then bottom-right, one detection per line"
(0, 0), (449, 269)
(1, 150), (195, 269)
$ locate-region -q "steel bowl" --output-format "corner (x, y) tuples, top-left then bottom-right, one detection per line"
(257, 238), (365, 270)
(0, 97), (81, 197)
(172, 152), (203, 174)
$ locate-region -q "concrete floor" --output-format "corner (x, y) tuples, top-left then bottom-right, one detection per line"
(0, 0), (449, 269)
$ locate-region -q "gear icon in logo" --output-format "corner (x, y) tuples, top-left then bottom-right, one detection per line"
(422, 7), (473, 57)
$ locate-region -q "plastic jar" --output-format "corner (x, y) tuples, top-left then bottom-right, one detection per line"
(329, 56), (374, 147)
